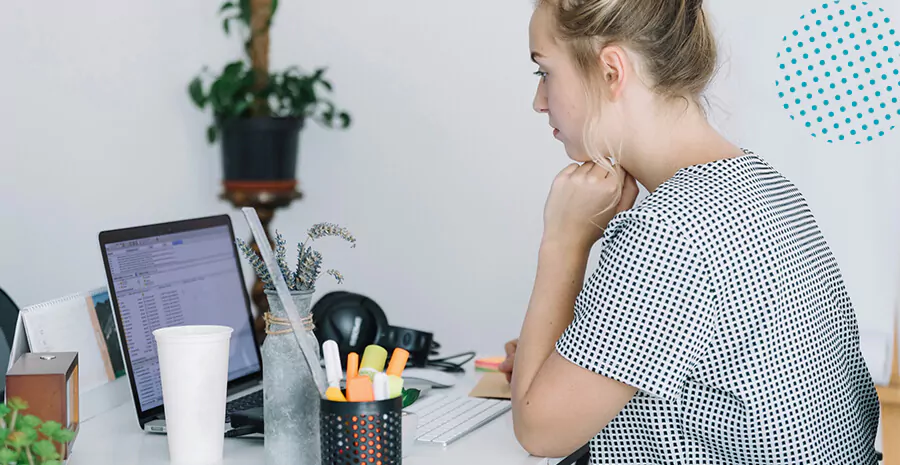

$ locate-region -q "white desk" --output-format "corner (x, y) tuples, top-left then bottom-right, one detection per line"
(67, 372), (551, 465)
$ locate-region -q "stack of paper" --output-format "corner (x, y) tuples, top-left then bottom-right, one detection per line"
(475, 356), (505, 372)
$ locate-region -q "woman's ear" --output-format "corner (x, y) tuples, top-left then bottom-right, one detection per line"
(598, 46), (627, 99)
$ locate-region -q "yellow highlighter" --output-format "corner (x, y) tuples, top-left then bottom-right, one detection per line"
(322, 340), (346, 402)
(359, 345), (388, 381)
(386, 348), (409, 399)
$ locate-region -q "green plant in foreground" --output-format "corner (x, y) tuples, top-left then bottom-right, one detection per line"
(0, 397), (75, 465)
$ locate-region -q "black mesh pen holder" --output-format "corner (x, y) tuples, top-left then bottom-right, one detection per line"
(320, 397), (403, 465)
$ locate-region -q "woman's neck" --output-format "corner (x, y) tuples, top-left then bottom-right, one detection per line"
(620, 100), (744, 192)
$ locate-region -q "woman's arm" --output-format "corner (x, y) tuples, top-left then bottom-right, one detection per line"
(511, 241), (637, 458)
(511, 240), (588, 405)
(512, 162), (639, 458)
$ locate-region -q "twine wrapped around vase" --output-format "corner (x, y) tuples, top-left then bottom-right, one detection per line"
(264, 312), (315, 335)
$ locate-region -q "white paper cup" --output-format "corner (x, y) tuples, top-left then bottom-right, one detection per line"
(153, 325), (233, 465)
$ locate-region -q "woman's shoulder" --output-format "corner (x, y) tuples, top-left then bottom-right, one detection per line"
(612, 149), (802, 245)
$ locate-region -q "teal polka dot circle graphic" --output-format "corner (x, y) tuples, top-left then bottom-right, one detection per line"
(777, 1), (899, 144)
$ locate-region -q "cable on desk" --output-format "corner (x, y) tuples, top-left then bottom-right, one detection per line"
(225, 425), (262, 438)
(421, 351), (476, 373)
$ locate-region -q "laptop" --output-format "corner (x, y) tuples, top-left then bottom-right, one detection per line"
(98, 214), (264, 434)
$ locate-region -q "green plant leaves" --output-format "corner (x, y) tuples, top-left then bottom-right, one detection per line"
(319, 101), (335, 126)
(401, 388), (421, 409)
(188, 78), (206, 108)
(38, 422), (59, 438)
(0, 448), (15, 464)
(207, 61), (255, 120)
(7, 431), (29, 449)
(238, 0), (252, 26)
(206, 125), (218, 144)
(17, 416), (40, 431)
(232, 99), (251, 118)
(223, 61), (244, 78)
(219, 1), (236, 35)
(20, 427), (38, 444)
(339, 112), (351, 128)
(38, 421), (73, 444)
(52, 428), (75, 444)
(0, 405), (74, 465)
(30, 440), (59, 461)
(190, 0), (351, 144)
(39, 421), (62, 440)
(0, 404), (10, 419)
(312, 101), (350, 129)
(219, 0), (245, 36)
(7, 398), (27, 412)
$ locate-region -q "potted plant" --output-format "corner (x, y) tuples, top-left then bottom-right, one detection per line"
(0, 397), (76, 465)
(235, 222), (355, 465)
(188, 0), (351, 184)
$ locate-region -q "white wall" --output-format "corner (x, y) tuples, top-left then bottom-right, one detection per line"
(0, 2), (239, 304)
(1, 0), (897, 367)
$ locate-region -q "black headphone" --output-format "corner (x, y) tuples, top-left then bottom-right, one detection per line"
(310, 291), (438, 369)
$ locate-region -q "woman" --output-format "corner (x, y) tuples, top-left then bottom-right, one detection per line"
(499, 0), (881, 463)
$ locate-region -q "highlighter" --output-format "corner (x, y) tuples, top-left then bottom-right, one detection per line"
(346, 375), (375, 402)
(386, 348), (409, 398)
(373, 372), (390, 401)
(359, 345), (388, 381)
(322, 340), (346, 402)
(347, 352), (359, 380)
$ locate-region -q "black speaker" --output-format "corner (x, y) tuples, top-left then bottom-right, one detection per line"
(311, 291), (435, 368)
(380, 326), (433, 368)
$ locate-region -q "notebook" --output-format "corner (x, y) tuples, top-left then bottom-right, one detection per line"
(21, 288), (126, 392)
(468, 372), (511, 400)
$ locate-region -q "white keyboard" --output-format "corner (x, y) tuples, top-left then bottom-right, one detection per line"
(405, 394), (512, 446)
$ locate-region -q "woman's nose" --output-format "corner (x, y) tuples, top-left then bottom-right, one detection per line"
(533, 82), (548, 114)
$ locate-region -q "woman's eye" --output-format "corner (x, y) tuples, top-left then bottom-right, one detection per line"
(533, 70), (547, 80)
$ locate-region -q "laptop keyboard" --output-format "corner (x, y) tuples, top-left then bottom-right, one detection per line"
(405, 394), (511, 446)
(225, 390), (264, 423)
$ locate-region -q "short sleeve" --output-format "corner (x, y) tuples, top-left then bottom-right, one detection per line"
(555, 214), (716, 401)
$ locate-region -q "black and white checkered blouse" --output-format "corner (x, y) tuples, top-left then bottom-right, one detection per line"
(556, 151), (880, 464)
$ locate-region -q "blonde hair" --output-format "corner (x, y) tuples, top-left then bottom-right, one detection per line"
(538, 0), (717, 217)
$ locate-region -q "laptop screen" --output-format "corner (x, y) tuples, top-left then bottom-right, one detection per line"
(103, 224), (260, 412)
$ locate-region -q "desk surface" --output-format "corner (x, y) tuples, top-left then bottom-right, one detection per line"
(68, 371), (550, 465)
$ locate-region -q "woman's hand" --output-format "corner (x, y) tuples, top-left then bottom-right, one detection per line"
(498, 339), (518, 383)
(542, 162), (638, 251)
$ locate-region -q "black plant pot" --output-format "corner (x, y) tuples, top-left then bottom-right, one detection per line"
(219, 116), (304, 181)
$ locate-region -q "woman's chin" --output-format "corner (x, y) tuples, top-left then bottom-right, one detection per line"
(563, 145), (592, 163)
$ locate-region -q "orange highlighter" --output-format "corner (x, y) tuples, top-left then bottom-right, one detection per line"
(386, 348), (409, 398)
(347, 352), (359, 379)
(345, 352), (374, 402)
